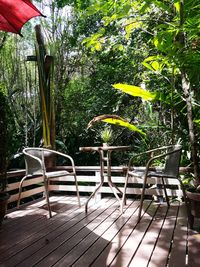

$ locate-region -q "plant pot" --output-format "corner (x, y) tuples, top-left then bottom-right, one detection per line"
(0, 192), (9, 226)
(186, 189), (200, 217)
(44, 150), (56, 169)
(185, 189), (200, 229)
(103, 143), (109, 147)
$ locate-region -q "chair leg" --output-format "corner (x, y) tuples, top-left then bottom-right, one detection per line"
(162, 177), (170, 206)
(138, 175), (148, 222)
(120, 174), (129, 214)
(17, 175), (28, 208)
(44, 178), (52, 218)
(74, 173), (81, 207)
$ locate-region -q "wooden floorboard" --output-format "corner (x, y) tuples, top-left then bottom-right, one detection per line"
(128, 204), (168, 267)
(168, 204), (188, 267)
(148, 205), (179, 267)
(73, 200), (139, 267)
(0, 196), (200, 267)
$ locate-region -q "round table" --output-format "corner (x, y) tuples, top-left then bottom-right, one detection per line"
(79, 145), (131, 212)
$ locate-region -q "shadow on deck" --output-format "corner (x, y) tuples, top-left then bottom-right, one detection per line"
(0, 195), (200, 267)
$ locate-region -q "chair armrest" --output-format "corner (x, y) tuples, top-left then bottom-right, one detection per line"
(128, 145), (171, 168)
(128, 145), (181, 170)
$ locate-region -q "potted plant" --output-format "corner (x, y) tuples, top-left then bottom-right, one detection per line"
(0, 84), (9, 226)
(35, 25), (55, 150)
(34, 25), (56, 168)
(180, 174), (200, 229)
(100, 127), (113, 146)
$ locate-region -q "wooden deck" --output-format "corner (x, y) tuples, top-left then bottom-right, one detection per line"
(0, 195), (200, 267)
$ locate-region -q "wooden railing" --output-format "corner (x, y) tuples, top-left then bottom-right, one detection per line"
(6, 166), (191, 208)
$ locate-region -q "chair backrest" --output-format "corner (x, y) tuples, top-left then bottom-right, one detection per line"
(23, 148), (45, 176)
(164, 145), (182, 178)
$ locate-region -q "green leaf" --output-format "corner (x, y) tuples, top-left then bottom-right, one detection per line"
(144, 56), (158, 62)
(102, 118), (146, 136)
(194, 119), (200, 125)
(143, 56), (166, 72)
(118, 44), (124, 51)
(153, 36), (159, 48)
(95, 42), (102, 51)
(151, 61), (160, 71)
(153, 0), (171, 12)
(87, 115), (145, 136)
(174, 0), (181, 13)
(112, 83), (156, 101)
(125, 21), (142, 39)
(142, 62), (155, 71)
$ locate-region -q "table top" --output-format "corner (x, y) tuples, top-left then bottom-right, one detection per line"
(79, 145), (131, 152)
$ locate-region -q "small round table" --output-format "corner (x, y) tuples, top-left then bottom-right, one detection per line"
(79, 145), (131, 212)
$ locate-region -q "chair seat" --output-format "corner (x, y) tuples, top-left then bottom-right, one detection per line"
(45, 170), (74, 178)
(128, 170), (176, 179)
(128, 170), (146, 177)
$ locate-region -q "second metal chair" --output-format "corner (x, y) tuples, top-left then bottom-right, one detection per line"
(121, 145), (182, 222)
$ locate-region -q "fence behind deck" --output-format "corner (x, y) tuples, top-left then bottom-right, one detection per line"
(6, 166), (191, 208)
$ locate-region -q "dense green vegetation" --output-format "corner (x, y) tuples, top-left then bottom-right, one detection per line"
(0, 0), (200, 179)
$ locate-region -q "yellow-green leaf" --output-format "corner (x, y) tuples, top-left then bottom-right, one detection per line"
(118, 44), (124, 51)
(174, 1), (180, 13)
(102, 118), (146, 136)
(142, 62), (155, 71)
(112, 83), (156, 101)
(153, 37), (159, 48)
(151, 61), (160, 71)
(125, 21), (142, 39)
(194, 119), (200, 125)
(95, 42), (102, 51)
(87, 114), (145, 136)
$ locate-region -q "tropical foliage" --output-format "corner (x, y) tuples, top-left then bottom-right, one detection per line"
(0, 83), (8, 190)
(0, 0), (200, 174)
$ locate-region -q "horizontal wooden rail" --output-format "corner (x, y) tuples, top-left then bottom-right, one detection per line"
(5, 166), (192, 208)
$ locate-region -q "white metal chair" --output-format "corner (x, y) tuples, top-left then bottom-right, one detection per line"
(17, 147), (81, 217)
(121, 145), (182, 222)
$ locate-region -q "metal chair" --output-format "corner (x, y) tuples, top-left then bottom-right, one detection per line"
(121, 145), (182, 222)
(17, 147), (81, 217)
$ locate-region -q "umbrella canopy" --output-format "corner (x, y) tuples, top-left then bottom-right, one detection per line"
(0, 0), (44, 36)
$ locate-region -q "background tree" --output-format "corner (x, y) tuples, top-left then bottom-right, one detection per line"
(1, 0), (199, 171)
(71, 0), (200, 171)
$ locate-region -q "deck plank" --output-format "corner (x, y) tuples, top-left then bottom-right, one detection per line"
(71, 199), (139, 267)
(0, 197), (114, 266)
(187, 230), (200, 267)
(148, 204), (179, 267)
(168, 203), (188, 267)
(0, 196), (199, 267)
(42, 200), (121, 267)
(0, 196), (77, 253)
(54, 199), (139, 267)
(90, 200), (152, 267)
(28, 199), (119, 267)
(0, 197), (85, 264)
(128, 204), (168, 267)
(108, 201), (158, 267)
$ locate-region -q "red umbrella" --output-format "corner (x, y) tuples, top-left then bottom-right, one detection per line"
(0, 0), (44, 36)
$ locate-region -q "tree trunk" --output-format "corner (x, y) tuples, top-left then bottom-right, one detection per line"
(181, 70), (200, 184)
(179, 0), (200, 184)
